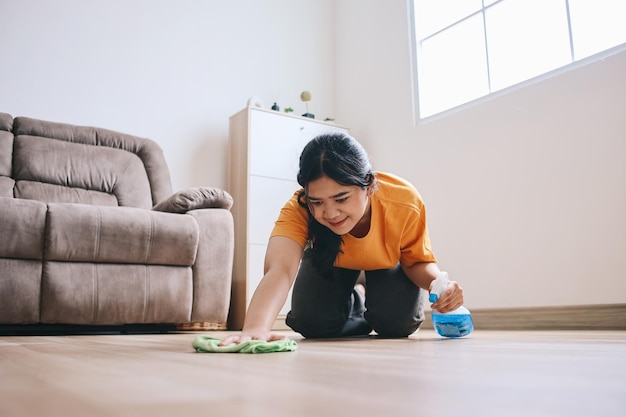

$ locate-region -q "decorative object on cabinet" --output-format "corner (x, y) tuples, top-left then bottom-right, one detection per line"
(300, 91), (314, 119)
(228, 107), (349, 330)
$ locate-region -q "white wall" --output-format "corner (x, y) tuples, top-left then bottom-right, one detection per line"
(0, 0), (338, 190)
(335, 0), (626, 309)
(2, 0), (624, 310)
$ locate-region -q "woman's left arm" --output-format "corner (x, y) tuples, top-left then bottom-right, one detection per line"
(401, 262), (465, 313)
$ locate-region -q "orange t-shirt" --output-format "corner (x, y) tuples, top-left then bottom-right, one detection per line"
(270, 172), (437, 270)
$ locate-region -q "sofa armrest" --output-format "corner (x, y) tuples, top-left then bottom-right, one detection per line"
(152, 187), (233, 213)
(187, 208), (234, 324)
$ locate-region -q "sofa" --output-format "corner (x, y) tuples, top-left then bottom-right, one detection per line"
(0, 113), (234, 331)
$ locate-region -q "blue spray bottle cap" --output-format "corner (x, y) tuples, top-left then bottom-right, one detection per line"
(429, 272), (449, 303)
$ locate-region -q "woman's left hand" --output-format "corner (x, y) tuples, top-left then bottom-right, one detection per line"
(430, 280), (464, 313)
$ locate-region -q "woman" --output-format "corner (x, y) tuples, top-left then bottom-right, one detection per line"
(221, 132), (464, 345)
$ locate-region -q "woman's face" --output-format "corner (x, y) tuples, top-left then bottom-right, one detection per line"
(305, 175), (372, 236)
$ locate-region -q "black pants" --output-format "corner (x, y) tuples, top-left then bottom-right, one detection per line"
(286, 248), (426, 338)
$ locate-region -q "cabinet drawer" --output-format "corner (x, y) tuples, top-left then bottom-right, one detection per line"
(248, 243), (292, 315)
(248, 175), (301, 245)
(249, 110), (347, 179)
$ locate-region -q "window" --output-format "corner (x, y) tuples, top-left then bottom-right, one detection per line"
(411, 0), (626, 119)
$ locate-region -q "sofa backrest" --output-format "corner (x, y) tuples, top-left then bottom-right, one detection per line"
(0, 113), (173, 209)
(0, 113), (14, 198)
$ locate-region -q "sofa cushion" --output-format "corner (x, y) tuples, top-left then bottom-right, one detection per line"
(0, 259), (42, 324)
(13, 116), (174, 205)
(0, 112), (12, 131)
(0, 177), (14, 197)
(45, 203), (200, 266)
(0, 198), (47, 259)
(0, 128), (13, 177)
(40, 262), (193, 325)
(13, 135), (153, 208)
(153, 187), (234, 213)
(14, 181), (119, 206)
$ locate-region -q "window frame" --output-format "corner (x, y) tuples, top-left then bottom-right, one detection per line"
(409, 0), (626, 123)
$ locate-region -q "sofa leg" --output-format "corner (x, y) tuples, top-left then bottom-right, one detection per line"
(176, 322), (228, 331)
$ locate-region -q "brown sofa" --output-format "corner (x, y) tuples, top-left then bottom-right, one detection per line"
(0, 113), (234, 331)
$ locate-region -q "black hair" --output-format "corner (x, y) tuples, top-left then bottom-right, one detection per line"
(296, 132), (376, 276)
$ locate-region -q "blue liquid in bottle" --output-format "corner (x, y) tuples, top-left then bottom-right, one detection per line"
(431, 306), (474, 338)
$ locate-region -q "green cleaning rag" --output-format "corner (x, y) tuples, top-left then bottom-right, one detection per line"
(192, 336), (298, 354)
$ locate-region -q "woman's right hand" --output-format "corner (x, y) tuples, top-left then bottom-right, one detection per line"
(219, 237), (302, 347)
(219, 331), (289, 346)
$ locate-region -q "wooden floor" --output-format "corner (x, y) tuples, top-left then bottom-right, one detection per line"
(1, 329), (625, 417)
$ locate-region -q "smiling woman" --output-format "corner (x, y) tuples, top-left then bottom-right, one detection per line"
(220, 132), (467, 346)
(304, 177), (372, 236)
(294, 133), (377, 273)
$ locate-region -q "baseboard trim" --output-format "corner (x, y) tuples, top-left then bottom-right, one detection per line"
(425, 303), (626, 331)
(273, 304), (626, 332)
(273, 316), (290, 330)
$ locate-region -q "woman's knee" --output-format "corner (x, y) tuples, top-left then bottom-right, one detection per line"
(363, 266), (426, 337)
(367, 313), (423, 338)
(286, 310), (348, 338)
(287, 289), (370, 338)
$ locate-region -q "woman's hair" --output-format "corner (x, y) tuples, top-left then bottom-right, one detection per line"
(296, 132), (376, 276)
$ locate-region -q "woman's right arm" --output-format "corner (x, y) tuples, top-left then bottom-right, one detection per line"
(219, 236), (303, 345)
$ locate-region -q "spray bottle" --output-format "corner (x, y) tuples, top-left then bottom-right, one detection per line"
(429, 271), (474, 338)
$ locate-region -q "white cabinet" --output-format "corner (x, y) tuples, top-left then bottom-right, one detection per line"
(228, 107), (349, 329)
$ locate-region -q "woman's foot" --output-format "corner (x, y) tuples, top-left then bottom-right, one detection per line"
(354, 283), (366, 297)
